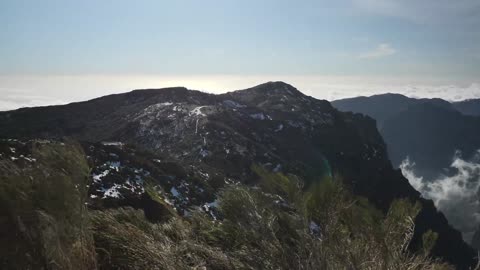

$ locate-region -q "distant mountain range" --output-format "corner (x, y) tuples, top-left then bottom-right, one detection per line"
(332, 94), (480, 179)
(0, 83), (476, 268)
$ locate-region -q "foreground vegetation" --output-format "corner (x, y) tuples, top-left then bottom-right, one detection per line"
(0, 143), (454, 269)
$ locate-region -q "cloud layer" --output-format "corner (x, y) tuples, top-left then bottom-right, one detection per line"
(0, 88), (66, 111)
(1, 75), (480, 111)
(400, 150), (480, 242)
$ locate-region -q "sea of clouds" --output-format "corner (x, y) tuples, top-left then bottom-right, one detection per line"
(400, 150), (480, 243)
(1, 75), (480, 111)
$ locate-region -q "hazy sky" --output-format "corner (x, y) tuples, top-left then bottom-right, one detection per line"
(1, 0), (480, 110)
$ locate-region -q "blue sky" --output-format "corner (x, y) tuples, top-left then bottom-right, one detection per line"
(1, 0), (480, 109)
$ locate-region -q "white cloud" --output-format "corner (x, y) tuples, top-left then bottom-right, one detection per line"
(358, 43), (396, 59)
(400, 151), (480, 243)
(0, 89), (66, 111)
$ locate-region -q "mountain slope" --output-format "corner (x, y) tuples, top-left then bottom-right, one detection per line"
(0, 139), (453, 270)
(453, 99), (480, 116)
(0, 82), (476, 268)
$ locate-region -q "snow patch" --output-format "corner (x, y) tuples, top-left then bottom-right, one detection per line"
(273, 164), (282, 172)
(199, 171), (209, 179)
(20, 155), (37, 162)
(93, 170), (110, 182)
(103, 184), (122, 198)
(203, 200), (219, 220)
(309, 221), (320, 234)
(190, 106), (207, 116)
(102, 141), (124, 147)
(106, 161), (121, 171)
(170, 187), (181, 198)
(199, 149), (209, 158)
(250, 113), (266, 120)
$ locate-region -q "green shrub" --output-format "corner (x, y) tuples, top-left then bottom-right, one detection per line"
(0, 141), (95, 270)
(0, 142), (454, 270)
(90, 208), (239, 270)
(218, 168), (453, 270)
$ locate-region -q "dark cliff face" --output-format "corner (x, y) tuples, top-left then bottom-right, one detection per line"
(382, 103), (480, 177)
(332, 94), (480, 180)
(0, 82), (476, 268)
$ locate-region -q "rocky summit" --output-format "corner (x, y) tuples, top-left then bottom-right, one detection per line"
(0, 82), (476, 268)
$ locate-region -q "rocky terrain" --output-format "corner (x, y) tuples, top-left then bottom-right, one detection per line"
(0, 82), (476, 268)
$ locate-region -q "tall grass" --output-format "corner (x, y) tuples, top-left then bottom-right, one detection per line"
(0, 143), (458, 269)
(0, 141), (96, 269)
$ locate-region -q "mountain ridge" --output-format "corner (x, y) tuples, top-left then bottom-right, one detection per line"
(0, 83), (476, 268)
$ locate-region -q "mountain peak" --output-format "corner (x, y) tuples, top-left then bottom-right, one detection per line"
(224, 81), (302, 97)
(223, 81), (307, 105)
(246, 81), (304, 96)
(220, 81), (328, 113)
(256, 81), (296, 89)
